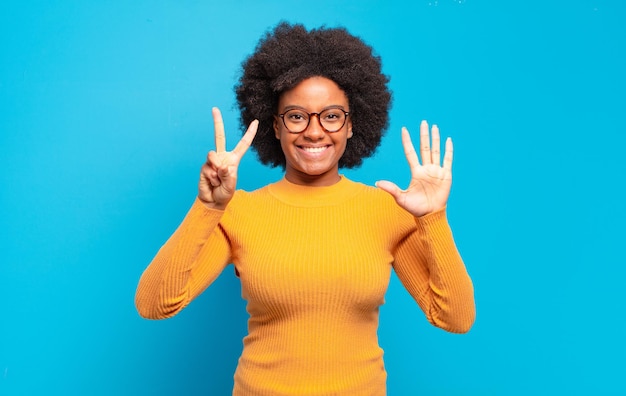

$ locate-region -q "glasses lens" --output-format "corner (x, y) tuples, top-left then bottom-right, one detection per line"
(319, 109), (346, 132)
(283, 109), (309, 133)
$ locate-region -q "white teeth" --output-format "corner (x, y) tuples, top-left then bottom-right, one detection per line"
(303, 146), (327, 153)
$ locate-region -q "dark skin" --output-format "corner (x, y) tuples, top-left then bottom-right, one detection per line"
(272, 77), (353, 187)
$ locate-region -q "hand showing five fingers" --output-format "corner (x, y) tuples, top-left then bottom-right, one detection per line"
(376, 120), (453, 217)
(198, 107), (258, 210)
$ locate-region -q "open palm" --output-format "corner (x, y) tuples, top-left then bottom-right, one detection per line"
(377, 120), (453, 217)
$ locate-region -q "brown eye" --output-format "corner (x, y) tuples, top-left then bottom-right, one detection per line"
(321, 109), (345, 123)
(286, 110), (308, 123)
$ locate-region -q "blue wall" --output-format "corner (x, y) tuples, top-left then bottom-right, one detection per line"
(2, 1), (625, 395)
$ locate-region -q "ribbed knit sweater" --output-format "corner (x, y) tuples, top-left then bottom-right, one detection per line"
(135, 176), (475, 395)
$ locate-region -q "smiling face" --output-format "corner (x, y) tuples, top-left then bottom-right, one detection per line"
(273, 76), (353, 186)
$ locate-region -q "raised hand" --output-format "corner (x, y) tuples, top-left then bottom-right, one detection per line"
(198, 107), (258, 210)
(376, 120), (453, 217)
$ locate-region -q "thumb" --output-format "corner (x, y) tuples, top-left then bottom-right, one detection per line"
(217, 164), (231, 179)
(217, 163), (238, 186)
(375, 180), (402, 200)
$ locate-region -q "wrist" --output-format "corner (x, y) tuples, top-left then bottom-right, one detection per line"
(197, 196), (228, 211)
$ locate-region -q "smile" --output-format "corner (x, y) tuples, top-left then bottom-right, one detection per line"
(301, 146), (329, 153)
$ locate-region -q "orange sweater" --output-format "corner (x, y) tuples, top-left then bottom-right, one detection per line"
(135, 176), (475, 395)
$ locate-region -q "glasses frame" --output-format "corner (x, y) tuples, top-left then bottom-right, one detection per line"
(277, 108), (350, 134)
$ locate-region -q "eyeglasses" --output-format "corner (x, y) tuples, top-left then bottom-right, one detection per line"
(277, 108), (350, 134)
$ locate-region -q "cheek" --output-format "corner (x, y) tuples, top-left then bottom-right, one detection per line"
(278, 133), (293, 157)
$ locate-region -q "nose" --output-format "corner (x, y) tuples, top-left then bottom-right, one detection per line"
(302, 113), (325, 140)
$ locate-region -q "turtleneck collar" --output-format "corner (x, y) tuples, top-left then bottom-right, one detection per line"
(267, 175), (364, 207)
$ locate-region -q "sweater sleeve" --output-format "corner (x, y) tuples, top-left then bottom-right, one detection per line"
(135, 198), (233, 319)
(392, 208), (476, 333)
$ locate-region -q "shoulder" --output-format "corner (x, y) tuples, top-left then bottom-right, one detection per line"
(229, 184), (272, 207)
(344, 178), (396, 206)
(343, 178), (411, 219)
(341, 178), (417, 237)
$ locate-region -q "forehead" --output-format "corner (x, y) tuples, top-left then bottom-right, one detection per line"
(278, 76), (348, 109)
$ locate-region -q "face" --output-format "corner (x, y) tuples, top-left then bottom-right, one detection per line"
(274, 76), (353, 186)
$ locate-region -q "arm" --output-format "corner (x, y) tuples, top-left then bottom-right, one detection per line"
(135, 107), (258, 319)
(135, 200), (231, 319)
(393, 208), (475, 333)
(378, 120), (475, 332)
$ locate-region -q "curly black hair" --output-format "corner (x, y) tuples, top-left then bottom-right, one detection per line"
(235, 22), (392, 169)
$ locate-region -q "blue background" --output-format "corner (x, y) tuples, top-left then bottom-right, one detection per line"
(2, 1), (625, 395)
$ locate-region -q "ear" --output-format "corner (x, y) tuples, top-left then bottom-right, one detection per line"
(273, 116), (281, 139)
(347, 119), (353, 139)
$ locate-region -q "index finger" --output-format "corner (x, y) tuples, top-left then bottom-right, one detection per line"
(401, 127), (420, 169)
(212, 107), (226, 152)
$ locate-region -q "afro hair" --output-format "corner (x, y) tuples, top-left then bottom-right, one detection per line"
(235, 22), (392, 169)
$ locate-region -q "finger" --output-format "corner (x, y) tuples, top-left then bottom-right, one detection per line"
(212, 107), (226, 153)
(208, 151), (233, 183)
(208, 169), (221, 187)
(375, 180), (402, 199)
(401, 127), (420, 169)
(207, 150), (224, 170)
(420, 120), (431, 165)
(232, 119), (259, 158)
(206, 149), (218, 166)
(205, 150), (215, 166)
(443, 137), (454, 171)
(200, 161), (220, 187)
(431, 124), (441, 166)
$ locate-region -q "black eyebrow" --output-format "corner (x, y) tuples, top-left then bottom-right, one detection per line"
(280, 105), (348, 113)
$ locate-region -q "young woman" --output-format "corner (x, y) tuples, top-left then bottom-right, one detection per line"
(136, 22), (475, 395)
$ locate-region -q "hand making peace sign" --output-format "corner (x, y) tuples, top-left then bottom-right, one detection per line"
(198, 107), (258, 210)
(376, 120), (453, 217)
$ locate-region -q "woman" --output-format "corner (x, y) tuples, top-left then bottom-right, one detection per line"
(136, 22), (475, 395)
